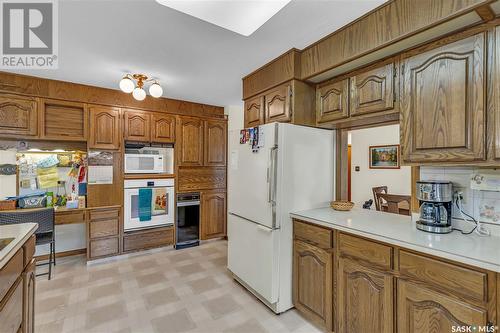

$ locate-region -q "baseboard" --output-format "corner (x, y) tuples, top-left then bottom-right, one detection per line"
(35, 248), (86, 261)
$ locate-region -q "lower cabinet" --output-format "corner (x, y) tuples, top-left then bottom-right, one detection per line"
(87, 207), (121, 260)
(22, 259), (35, 333)
(293, 239), (333, 331)
(337, 257), (393, 333)
(200, 191), (226, 240)
(397, 280), (488, 333)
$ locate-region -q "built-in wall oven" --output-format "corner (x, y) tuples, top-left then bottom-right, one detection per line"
(124, 179), (175, 231)
(176, 193), (200, 249)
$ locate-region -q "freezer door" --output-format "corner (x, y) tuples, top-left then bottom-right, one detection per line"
(227, 213), (279, 304)
(228, 123), (277, 229)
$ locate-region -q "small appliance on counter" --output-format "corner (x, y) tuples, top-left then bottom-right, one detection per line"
(416, 180), (453, 234)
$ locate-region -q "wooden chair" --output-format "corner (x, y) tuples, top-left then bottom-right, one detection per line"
(372, 186), (388, 211)
(376, 193), (411, 216)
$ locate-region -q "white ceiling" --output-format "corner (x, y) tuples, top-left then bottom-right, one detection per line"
(6, 0), (386, 107)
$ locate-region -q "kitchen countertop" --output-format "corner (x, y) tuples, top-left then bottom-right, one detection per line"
(290, 207), (500, 273)
(0, 223), (38, 269)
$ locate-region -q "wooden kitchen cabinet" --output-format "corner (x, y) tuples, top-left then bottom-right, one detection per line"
(152, 113), (176, 143)
(0, 94), (38, 138)
(124, 109), (151, 142)
(337, 257), (393, 333)
(204, 120), (227, 166)
(201, 191), (226, 240)
(350, 62), (395, 116)
(293, 239), (333, 331)
(400, 32), (486, 163)
(492, 25), (500, 161)
(316, 78), (349, 123)
(87, 207), (120, 260)
(178, 117), (204, 166)
(39, 99), (87, 141)
(264, 83), (292, 123)
(88, 105), (121, 150)
(244, 95), (264, 128)
(397, 280), (489, 333)
(22, 259), (35, 333)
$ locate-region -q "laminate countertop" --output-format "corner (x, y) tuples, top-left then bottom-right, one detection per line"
(0, 223), (37, 269)
(290, 207), (500, 273)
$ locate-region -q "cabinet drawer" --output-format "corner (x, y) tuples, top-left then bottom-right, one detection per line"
(0, 277), (23, 333)
(55, 210), (86, 225)
(88, 208), (119, 221)
(89, 237), (119, 258)
(338, 233), (392, 270)
(399, 251), (487, 302)
(123, 227), (173, 252)
(293, 220), (332, 249)
(178, 167), (226, 192)
(89, 219), (119, 239)
(22, 235), (35, 267)
(0, 249), (23, 301)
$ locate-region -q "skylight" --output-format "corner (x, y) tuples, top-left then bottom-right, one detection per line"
(155, 0), (292, 36)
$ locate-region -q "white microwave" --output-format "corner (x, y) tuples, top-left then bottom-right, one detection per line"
(124, 148), (174, 174)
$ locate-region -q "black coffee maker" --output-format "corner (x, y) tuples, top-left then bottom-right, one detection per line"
(416, 181), (453, 234)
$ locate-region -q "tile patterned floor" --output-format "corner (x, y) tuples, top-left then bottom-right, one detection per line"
(35, 240), (321, 333)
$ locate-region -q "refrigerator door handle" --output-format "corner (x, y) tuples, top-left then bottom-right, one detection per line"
(268, 145), (278, 205)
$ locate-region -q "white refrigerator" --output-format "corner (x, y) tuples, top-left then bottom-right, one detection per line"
(227, 122), (334, 313)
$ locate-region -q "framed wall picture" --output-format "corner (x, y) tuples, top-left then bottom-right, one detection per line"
(369, 144), (400, 169)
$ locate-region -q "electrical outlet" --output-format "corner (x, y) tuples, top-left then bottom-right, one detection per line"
(454, 190), (465, 203)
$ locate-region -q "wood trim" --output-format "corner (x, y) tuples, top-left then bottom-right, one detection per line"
(0, 71), (224, 118)
(34, 248), (86, 261)
(411, 167), (420, 213)
(475, 4), (496, 21)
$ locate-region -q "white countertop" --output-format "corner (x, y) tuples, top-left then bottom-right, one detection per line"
(290, 207), (500, 273)
(0, 223), (38, 269)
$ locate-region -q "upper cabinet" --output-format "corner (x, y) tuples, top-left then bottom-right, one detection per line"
(0, 94), (38, 138)
(178, 117), (227, 167)
(204, 120), (227, 166)
(40, 99), (87, 141)
(491, 25), (500, 162)
(243, 80), (315, 128)
(400, 33), (486, 163)
(316, 78), (349, 123)
(178, 117), (204, 166)
(152, 113), (176, 143)
(88, 105), (121, 150)
(124, 110), (151, 142)
(350, 62), (395, 116)
(244, 96), (264, 128)
(264, 84), (291, 123)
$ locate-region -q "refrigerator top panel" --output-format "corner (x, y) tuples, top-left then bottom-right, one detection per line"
(228, 123), (277, 229)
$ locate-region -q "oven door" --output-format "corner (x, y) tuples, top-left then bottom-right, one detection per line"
(124, 186), (174, 231)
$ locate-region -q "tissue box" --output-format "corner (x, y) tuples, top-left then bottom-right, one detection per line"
(66, 200), (79, 209)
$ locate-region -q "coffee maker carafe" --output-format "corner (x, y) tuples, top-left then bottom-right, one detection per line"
(416, 181), (453, 234)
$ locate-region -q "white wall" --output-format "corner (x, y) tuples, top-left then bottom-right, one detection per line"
(350, 124), (411, 208)
(224, 105), (244, 131)
(0, 149), (17, 199)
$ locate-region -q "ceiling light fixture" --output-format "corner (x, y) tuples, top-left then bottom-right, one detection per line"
(155, 0), (292, 36)
(119, 74), (163, 100)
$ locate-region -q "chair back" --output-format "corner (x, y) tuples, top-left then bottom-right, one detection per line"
(0, 208), (54, 234)
(376, 193), (411, 216)
(372, 186), (388, 211)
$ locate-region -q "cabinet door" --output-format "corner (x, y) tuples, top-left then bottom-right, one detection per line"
(264, 84), (291, 123)
(400, 33), (486, 163)
(316, 79), (349, 123)
(40, 99), (87, 141)
(22, 259), (35, 333)
(201, 191), (226, 240)
(124, 110), (150, 142)
(397, 280), (489, 333)
(178, 117), (204, 166)
(337, 257), (393, 333)
(204, 120), (227, 166)
(152, 113), (176, 143)
(350, 62), (395, 116)
(293, 240), (333, 331)
(244, 95), (264, 128)
(88, 106), (121, 150)
(493, 25), (500, 160)
(0, 94), (38, 138)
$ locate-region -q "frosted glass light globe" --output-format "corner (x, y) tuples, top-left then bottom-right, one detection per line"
(119, 77), (134, 93)
(149, 82), (163, 98)
(132, 87), (146, 101)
